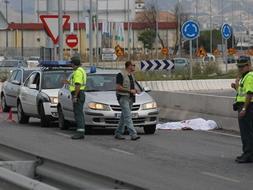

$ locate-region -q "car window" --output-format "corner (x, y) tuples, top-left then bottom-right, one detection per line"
(25, 72), (39, 88)
(9, 70), (18, 81)
(14, 70), (22, 83)
(174, 59), (186, 64)
(42, 71), (71, 89)
(23, 70), (35, 82)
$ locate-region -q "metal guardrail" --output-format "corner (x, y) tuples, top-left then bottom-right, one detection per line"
(0, 144), (145, 190)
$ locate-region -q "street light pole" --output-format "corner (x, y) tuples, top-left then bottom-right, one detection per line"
(127, 0), (130, 60)
(58, 0), (63, 60)
(209, 0), (212, 54)
(21, 0), (24, 57)
(89, 0), (93, 66)
(4, 0), (9, 51)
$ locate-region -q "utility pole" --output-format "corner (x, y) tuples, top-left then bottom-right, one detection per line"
(89, 0), (93, 66)
(4, 0), (9, 51)
(177, 0), (181, 57)
(209, 0), (212, 54)
(195, 0), (199, 51)
(156, 0), (159, 59)
(127, 0), (130, 60)
(58, 0), (63, 60)
(96, 0), (99, 65)
(21, 0), (24, 57)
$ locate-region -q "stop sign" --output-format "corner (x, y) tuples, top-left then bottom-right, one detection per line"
(66, 34), (78, 48)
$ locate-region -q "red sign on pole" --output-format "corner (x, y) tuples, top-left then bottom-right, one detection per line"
(40, 15), (70, 44)
(66, 34), (78, 48)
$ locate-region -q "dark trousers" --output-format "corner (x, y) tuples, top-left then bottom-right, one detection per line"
(238, 103), (253, 158)
(73, 91), (85, 133)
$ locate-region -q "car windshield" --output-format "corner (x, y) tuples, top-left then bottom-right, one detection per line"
(86, 73), (142, 92)
(174, 59), (186, 64)
(42, 71), (72, 89)
(86, 74), (116, 91)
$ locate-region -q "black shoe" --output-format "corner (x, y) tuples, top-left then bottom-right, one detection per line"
(71, 133), (84, 140)
(115, 134), (125, 140)
(131, 135), (140, 141)
(235, 156), (253, 163)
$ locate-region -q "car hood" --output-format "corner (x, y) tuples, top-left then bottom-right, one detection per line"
(41, 89), (60, 97)
(85, 91), (154, 105)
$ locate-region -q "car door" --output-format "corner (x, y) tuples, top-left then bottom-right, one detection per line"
(4, 70), (18, 106)
(8, 70), (22, 107)
(20, 72), (40, 115)
(59, 82), (74, 120)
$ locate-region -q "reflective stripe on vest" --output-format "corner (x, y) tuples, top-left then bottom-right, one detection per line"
(236, 71), (253, 102)
(69, 67), (86, 92)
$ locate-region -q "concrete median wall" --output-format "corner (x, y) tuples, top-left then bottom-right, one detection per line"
(150, 91), (239, 132)
(140, 79), (234, 91)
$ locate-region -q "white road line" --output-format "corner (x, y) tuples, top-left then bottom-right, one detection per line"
(111, 148), (134, 156)
(205, 130), (240, 138)
(201, 172), (240, 183)
(54, 132), (71, 138)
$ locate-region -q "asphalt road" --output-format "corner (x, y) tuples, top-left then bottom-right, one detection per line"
(0, 111), (252, 190)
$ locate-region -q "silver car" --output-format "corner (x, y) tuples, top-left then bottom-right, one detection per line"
(57, 70), (159, 134)
(17, 68), (72, 127)
(1, 68), (37, 112)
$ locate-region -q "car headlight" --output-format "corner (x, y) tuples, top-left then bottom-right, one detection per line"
(88, 102), (110, 111)
(142, 101), (157, 110)
(50, 97), (58, 104)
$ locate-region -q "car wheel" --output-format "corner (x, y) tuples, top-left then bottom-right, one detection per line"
(1, 95), (10, 112)
(17, 101), (29, 124)
(58, 105), (69, 130)
(143, 125), (156, 134)
(39, 103), (50, 128)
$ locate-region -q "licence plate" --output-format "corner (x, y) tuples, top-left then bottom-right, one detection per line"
(115, 113), (139, 118)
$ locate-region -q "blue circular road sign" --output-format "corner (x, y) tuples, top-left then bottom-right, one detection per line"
(181, 20), (200, 40)
(221, 23), (232, 40)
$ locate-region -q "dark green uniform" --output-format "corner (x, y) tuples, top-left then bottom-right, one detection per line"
(69, 67), (86, 133)
(236, 71), (253, 160)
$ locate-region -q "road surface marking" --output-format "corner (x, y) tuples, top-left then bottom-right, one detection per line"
(206, 131), (240, 138)
(54, 132), (71, 138)
(111, 148), (134, 155)
(201, 172), (240, 183)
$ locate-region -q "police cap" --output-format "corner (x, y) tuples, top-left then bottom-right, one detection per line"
(237, 56), (250, 67)
(70, 56), (81, 66)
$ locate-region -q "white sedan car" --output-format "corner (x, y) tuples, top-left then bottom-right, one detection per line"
(17, 67), (72, 127)
(57, 69), (159, 134)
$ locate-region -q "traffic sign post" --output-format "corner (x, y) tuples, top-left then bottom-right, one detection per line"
(221, 23), (232, 73)
(181, 20), (200, 79)
(66, 34), (78, 48)
(40, 15), (70, 44)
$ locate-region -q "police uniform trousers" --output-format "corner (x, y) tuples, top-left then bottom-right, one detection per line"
(238, 103), (253, 158)
(73, 91), (85, 133)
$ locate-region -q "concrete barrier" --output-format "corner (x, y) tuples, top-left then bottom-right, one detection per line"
(140, 79), (234, 92)
(150, 91), (239, 132)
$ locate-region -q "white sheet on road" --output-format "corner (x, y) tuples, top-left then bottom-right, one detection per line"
(156, 118), (218, 131)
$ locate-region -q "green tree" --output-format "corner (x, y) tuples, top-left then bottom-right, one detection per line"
(138, 29), (156, 50)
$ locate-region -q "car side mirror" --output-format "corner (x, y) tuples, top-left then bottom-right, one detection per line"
(143, 86), (151, 92)
(12, 80), (21, 85)
(29, 84), (37, 89)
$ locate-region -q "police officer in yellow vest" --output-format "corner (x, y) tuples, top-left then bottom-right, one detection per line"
(69, 56), (87, 140)
(233, 57), (253, 163)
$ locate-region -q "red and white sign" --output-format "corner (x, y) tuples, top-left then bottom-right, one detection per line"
(40, 15), (70, 44)
(66, 34), (78, 48)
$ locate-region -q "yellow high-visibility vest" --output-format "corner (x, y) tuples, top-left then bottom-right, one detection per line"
(236, 71), (253, 103)
(69, 67), (86, 92)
